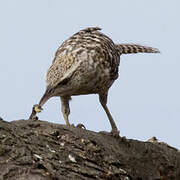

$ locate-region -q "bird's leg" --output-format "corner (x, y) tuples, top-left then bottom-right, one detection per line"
(60, 96), (71, 126)
(60, 96), (86, 129)
(99, 93), (119, 137)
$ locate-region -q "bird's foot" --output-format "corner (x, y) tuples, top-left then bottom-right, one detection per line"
(76, 123), (86, 129)
(110, 129), (120, 138)
(99, 129), (120, 138)
(29, 104), (43, 120)
(67, 123), (86, 129)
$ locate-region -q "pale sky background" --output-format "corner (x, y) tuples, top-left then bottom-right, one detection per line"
(0, 0), (180, 149)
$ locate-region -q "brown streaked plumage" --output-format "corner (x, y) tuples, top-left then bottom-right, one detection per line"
(29, 27), (160, 136)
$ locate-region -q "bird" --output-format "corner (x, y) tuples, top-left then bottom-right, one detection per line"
(29, 27), (160, 136)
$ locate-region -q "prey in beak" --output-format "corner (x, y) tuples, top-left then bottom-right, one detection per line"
(29, 104), (43, 120)
(34, 104), (43, 113)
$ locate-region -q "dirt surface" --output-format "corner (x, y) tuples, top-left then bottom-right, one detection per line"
(0, 118), (180, 180)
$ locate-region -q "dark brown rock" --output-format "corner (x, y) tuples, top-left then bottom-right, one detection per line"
(0, 119), (179, 180)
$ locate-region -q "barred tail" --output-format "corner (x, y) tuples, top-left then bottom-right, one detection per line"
(116, 44), (160, 55)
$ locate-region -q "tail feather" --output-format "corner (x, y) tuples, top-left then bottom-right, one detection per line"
(116, 44), (160, 54)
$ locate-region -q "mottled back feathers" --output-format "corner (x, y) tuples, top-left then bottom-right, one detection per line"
(46, 27), (159, 95)
(46, 27), (120, 90)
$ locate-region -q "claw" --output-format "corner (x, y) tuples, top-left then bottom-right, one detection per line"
(76, 123), (86, 129)
(110, 129), (120, 138)
(99, 129), (120, 138)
